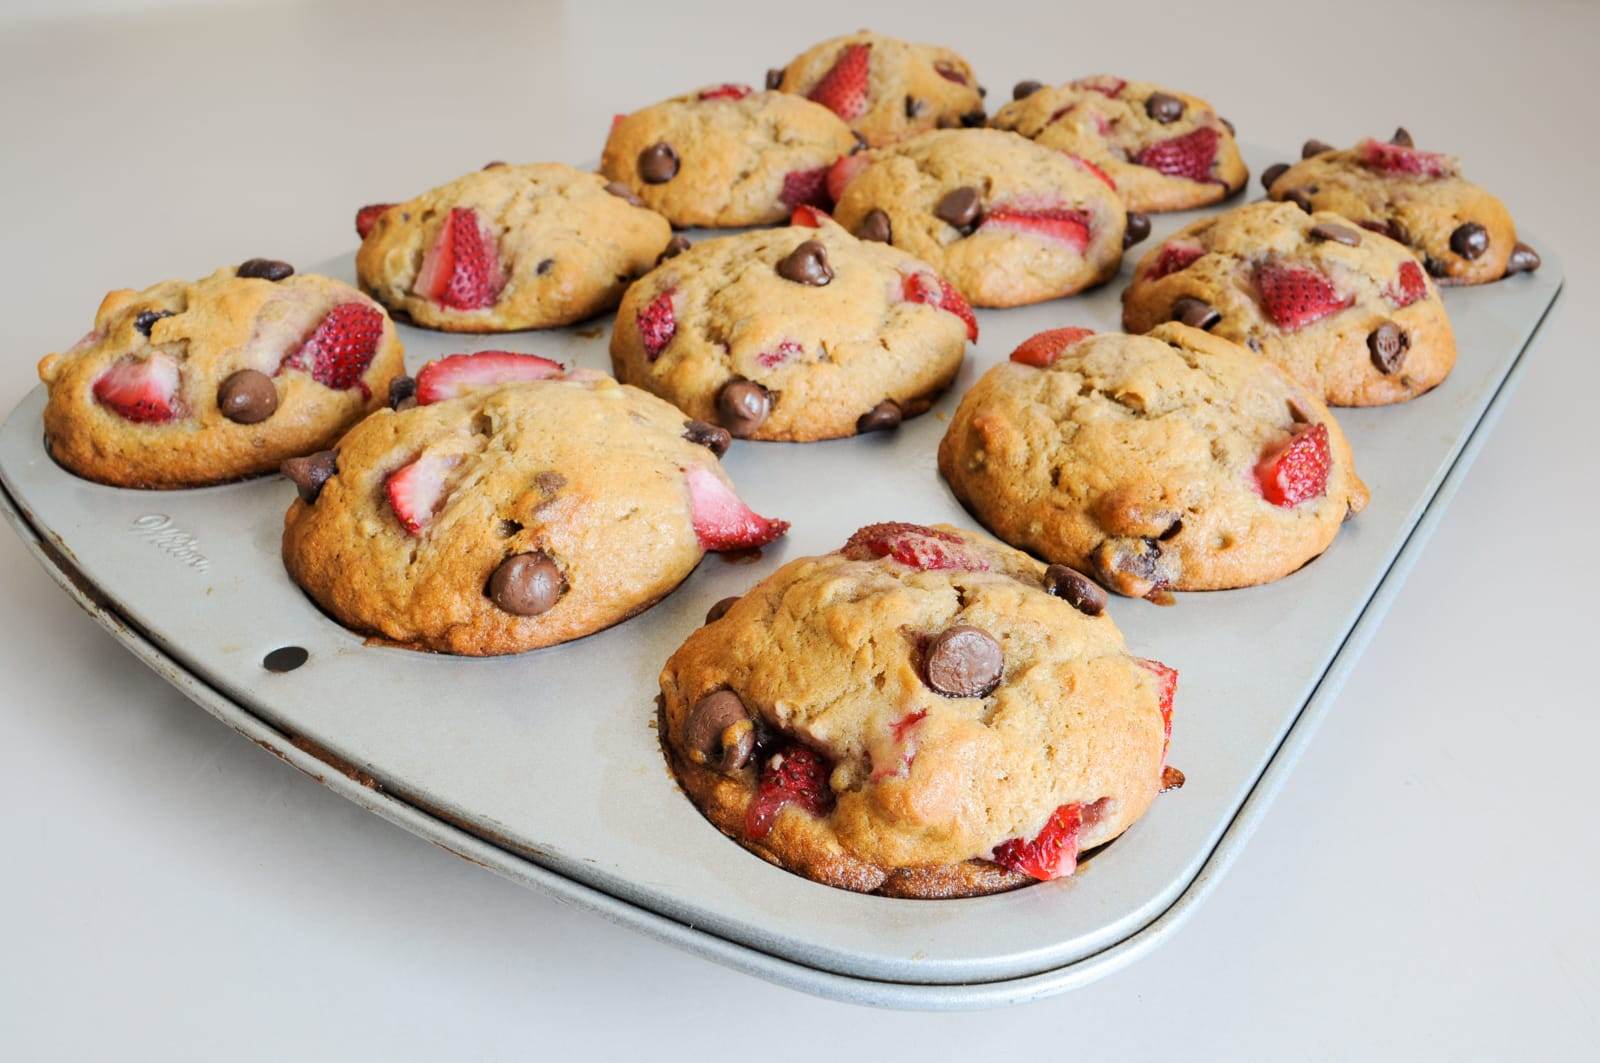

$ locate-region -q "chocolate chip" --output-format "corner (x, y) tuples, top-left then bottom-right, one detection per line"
(1219, 116), (1235, 136)
(1260, 162), (1289, 190)
(1505, 242), (1542, 275)
(657, 234), (692, 264)
(775, 239), (833, 285)
(216, 369), (278, 424)
(1284, 188), (1315, 213)
(1013, 79), (1044, 100)
(934, 186), (982, 230)
(237, 258), (294, 281)
(1449, 222), (1489, 260)
(716, 379), (771, 437)
(487, 551), (564, 616)
(1424, 256), (1449, 278)
(1309, 222), (1362, 247)
(1302, 138), (1334, 158)
(282, 449), (337, 503)
(605, 179), (646, 206)
(133, 309), (172, 337)
(704, 596), (739, 624)
(536, 258), (555, 275)
(1146, 91), (1185, 123)
(482, 160), (508, 170)
(637, 143), (679, 184)
(1123, 212), (1151, 248)
(1171, 296), (1221, 330)
(960, 110), (986, 128)
(388, 375), (416, 409)
(855, 209), (892, 243)
(855, 400), (902, 434)
(905, 96), (925, 118)
(262, 646), (309, 673)
(766, 67), (784, 90)
(683, 418), (732, 456)
(1390, 126), (1414, 147)
(1367, 322), (1409, 374)
(1359, 218), (1409, 245)
(935, 60), (967, 84)
(924, 625), (1003, 698)
(978, 84), (987, 98)
(851, 130), (869, 153)
(1044, 564), (1106, 616)
(683, 690), (755, 773)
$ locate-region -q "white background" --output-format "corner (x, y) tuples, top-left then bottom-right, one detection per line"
(2, 0), (1595, 1057)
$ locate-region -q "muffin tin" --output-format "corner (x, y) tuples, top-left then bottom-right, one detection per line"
(0, 149), (1562, 1008)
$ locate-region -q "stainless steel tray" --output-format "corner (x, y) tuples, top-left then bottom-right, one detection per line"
(0, 191), (1562, 1009)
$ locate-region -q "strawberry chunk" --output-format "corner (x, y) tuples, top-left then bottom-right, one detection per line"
(902, 272), (978, 341)
(992, 802), (1091, 881)
(414, 351), (564, 404)
(981, 206), (1091, 252)
(1063, 153), (1116, 191)
(355, 203), (395, 240)
(92, 352), (182, 423)
(789, 204), (831, 228)
(779, 166), (831, 210)
(1355, 138), (1453, 178)
(1134, 127), (1219, 183)
(280, 303), (385, 392)
(745, 743), (836, 841)
(1255, 423), (1331, 508)
(808, 42), (871, 121)
(755, 340), (803, 368)
(1136, 658), (1179, 754)
(1010, 326), (1095, 368)
(1146, 239), (1205, 280)
(385, 453), (458, 535)
(826, 152), (870, 202)
(841, 522), (990, 572)
(1254, 262), (1353, 332)
(637, 288), (678, 360)
(1388, 260), (1427, 308)
(1071, 75), (1126, 98)
(871, 710), (929, 782)
(413, 207), (505, 311)
(684, 465), (789, 551)
(698, 83), (751, 101)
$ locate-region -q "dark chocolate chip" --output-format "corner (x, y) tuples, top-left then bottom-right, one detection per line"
(851, 130), (869, 153)
(1390, 126), (1413, 147)
(534, 470), (566, 495)
(1013, 79), (1044, 100)
(934, 186), (982, 230)
(1159, 518), (1184, 541)
(1171, 296), (1221, 330)
(657, 234), (692, 264)
(1449, 222), (1489, 260)
(855, 400), (902, 434)
(605, 179), (646, 206)
(978, 84), (987, 98)
(1219, 116), (1235, 136)
(704, 596), (739, 624)
(536, 258), (555, 275)
(482, 160), (508, 170)
(262, 646), (309, 673)
(1044, 564), (1106, 616)
(637, 143), (679, 184)
(1284, 188), (1314, 213)
(766, 67), (784, 90)
(133, 309), (172, 337)
(1359, 218), (1409, 245)
(1309, 222), (1362, 247)
(216, 369), (278, 424)
(683, 689), (755, 773)
(855, 208), (892, 243)
(1123, 212), (1152, 248)
(924, 625), (1003, 698)
(1424, 256), (1449, 278)
(1302, 138), (1334, 158)
(388, 375), (416, 409)
(716, 379), (771, 437)
(905, 96), (925, 118)
(237, 258), (294, 281)
(775, 239), (833, 285)
(960, 110), (986, 127)
(683, 418), (732, 456)
(1146, 91), (1185, 124)
(935, 60), (967, 84)
(282, 449), (337, 503)
(1260, 162), (1289, 190)
(487, 552), (564, 617)
(1505, 242), (1542, 275)
(1367, 322), (1409, 374)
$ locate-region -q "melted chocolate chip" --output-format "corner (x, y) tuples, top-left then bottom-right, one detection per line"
(766, 67), (784, 90)
(1013, 79), (1043, 100)
(855, 209), (892, 243)
(487, 552), (564, 616)
(683, 418), (732, 456)
(216, 369), (278, 424)
(1309, 222), (1362, 247)
(775, 240), (833, 285)
(1302, 138), (1334, 158)
(482, 160), (508, 170)
(1146, 91), (1185, 123)
(1367, 322), (1409, 374)
(1123, 212), (1151, 248)
(1391, 126), (1414, 147)
(637, 143), (679, 184)
(388, 375), (416, 409)
(605, 179), (646, 206)
(1450, 222), (1489, 260)
(536, 258), (555, 275)
(935, 60), (967, 85)
(924, 625), (1003, 698)
(1171, 296), (1221, 331)
(657, 235), (692, 264)
(855, 400), (902, 434)
(716, 379), (771, 437)
(237, 258), (294, 281)
(1505, 242), (1542, 275)
(133, 309), (172, 337)
(683, 689), (755, 773)
(1424, 255), (1449, 278)
(905, 96), (925, 119)
(1045, 564), (1106, 616)
(960, 110), (986, 128)
(1260, 162), (1289, 190)
(851, 130), (869, 153)
(934, 186), (982, 230)
(282, 450), (337, 503)
(704, 596), (739, 624)
(262, 646), (309, 673)
(1284, 188), (1315, 213)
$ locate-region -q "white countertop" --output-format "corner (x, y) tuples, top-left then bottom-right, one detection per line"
(2, 0), (1595, 1056)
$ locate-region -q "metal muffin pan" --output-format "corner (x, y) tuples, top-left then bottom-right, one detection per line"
(0, 162), (1562, 1008)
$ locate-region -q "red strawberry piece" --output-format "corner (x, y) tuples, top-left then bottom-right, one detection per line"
(280, 302), (385, 392)
(1388, 259), (1427, 308)
(1136, 658), (1179, 754)
(414, 351), (564, 404)
(1134, 127), (1220, 183)
(637, 288), (678, 360)
(992, 803), (1087, 880)
(745, 743), (836, 840)
(684, 465), (789, 551)
(891, 709), (928, 744)
(780, 166), (830, 210)
(756, 340), (803, 368)
(1355, 138), (1453, 178)
(1254, 261), (1353, 331)
(902, 272), (979, 341)
(1146, 239), (1205, 280)
(1071, 75), (1126, 98)
(92, 352), (182, 423)
(1063, 153), (1116, 191)
(355, 203), (396, 240)
(789, 204), (831, 228)
(981, 206), (1091, 253)
(1047, 103), (1076, 125)
(871, 709), (929, 782)
(1010, 326), (1096, 368)
(385, 452), (459, 535)
(1255, 423), (1331, 508)
(610, 113), (626, 132)
(826, 152), (870, 202)
(413, 207), (504, 311)
(808, 42), (871, 121)
(841, 522), (990, 572)
(698, 83), (752, 101)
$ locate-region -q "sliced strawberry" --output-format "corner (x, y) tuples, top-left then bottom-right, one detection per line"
(1255, 423), (1331, 508)
(808, 42), (871, 121)
(745, 743), (836, 840)
(779, 166), (830, 210)
(789, 204), (831, 228)
(1355, 138), (1453, 179)
(1010, 327), (1096, 368)
(355, 203), (396, 240)
(841, 522), (990, 572)
(981, 206), (1091, 252)
(698, 83), (751, 101)
(1388, 259), (1428, 308)
(414, 351), (564, 404)
(1136, 658), (1179, 754)
(992, 802), (1089, 881)
(756, 340), (803, 368)
(1146, 239), (1205, 280)
(684, 465), (789, 551)
(826, 152), (870, 202)
(413, 207), (504, 311)
(1134, 127), (1219, 183)
(637, 288), (678, 360)
(1071, 75), (1126, 98)
(1063, 153), (1116, 191)
(902, 272), (978, 341)
(92, 352), (182, 423)
(1254, 262), (1353, 332)
(385, 453), (458, 535)
(280, 302), (385, 391)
